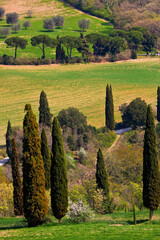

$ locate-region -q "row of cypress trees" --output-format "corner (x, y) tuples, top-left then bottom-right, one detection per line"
(10, 104), (68, 226)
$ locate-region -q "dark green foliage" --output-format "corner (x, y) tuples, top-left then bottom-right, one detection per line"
(23, 104), (48, 227)
(31, 35), (56, 59)
(122, 98), (147, 128)
(61, 36), (80, 59)
(157, 86), (160, 122)
(6, 12), (18, 25)
(77, 136), (83, 148)
(39, 90), (53, 127)
(96, 148), (109, 197)
(6, 120), (12, 159)
(105, 84), (114, 130)
(67, 135), (76, 151)
(41, 128), (51, 189)
(11, 137), (23, 216)
(5, 37), (28, 59)
(92, 35), (110, 56)
(0, 7), (5, 19)
(77, 33), (90, 60)
(109, 37), (126, 62)
(56, 43), (66, 62)
(143, 105), (160, 220)
(51, 117), (68, 222)
(127, 31), (144, 59)
(103, 195), (116, 214)
(57, 107), (87, 133)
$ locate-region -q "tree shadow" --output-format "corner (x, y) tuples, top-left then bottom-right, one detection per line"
(39, 30), (55, 33)
(73, 30), (84, 33)
(127, 219), (148, 225)
(0, 24), (10, 28)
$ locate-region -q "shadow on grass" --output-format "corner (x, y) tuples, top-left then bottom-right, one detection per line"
(127, 219), (148, 225)
(39, 30), (55, 33)
(0, 24), (10, 28)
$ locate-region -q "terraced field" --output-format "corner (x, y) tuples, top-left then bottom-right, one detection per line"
(0, 57), (159, 145)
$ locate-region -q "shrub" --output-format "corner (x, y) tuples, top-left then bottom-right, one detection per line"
(67, 200), (93, 222)
(0, 183), (14, 217)
(77, 147), (87, 164)
(11, 23), (21, 33)
(66, 152), (76, 169)
(43, 18), (55, 31)
(67, 135), (76, 151)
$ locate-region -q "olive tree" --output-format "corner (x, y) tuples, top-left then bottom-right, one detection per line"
(6, 12), (18, 25)
(43, 18), (55, 31)
(0, 27), (11, 38)
(11, 23), (21, 33)
(0, 7), (5, 19)
(5, 37), (28, 59)
(52, 15), (64, 28)
(23, 20), (31, 30)
(78, 19), (90, 32)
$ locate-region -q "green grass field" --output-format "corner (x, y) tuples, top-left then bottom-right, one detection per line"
(0, 0), (112, 58)
(0, 58), (159, 145)
(1, 210), (160, 239)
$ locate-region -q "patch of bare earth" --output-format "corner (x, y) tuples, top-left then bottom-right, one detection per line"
(1, 0), (72, 17)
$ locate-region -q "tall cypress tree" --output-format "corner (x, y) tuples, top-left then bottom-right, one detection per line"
(41, 128), (51, 189)
(51, 117), (68, 223)
(11, 137), (23, 216)
(105, 84), (114, 130)
(23, 104), (48, 227)
(56, 43), (62, 61)
(96, 148), (109, 197)
(6, 120), (12, 159)
(39, 90), (53, 128)
(143, 105), (160, 221)
(157, 86), (160, 122)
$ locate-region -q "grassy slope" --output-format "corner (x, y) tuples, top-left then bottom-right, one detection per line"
(1, 210), (160, 239)
(0, 0), (112, 58)
(0, 58), (159, 145)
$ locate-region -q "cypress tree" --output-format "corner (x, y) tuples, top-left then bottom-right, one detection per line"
(157, 86), (160, 122)
(23, 104), (48, 227)
(143, 105), (160, 221)
(51, 117), (68, 223)
(56, 43), (62, 61)
(11, 137), (23, 216)
(105, 84), (114, 130)
(96, 148), (109, 197)
(77, 33), (90, 60)
(6, 120), (12, 158)
(39, 90), (53, 128)
(41, 128), (51, 189)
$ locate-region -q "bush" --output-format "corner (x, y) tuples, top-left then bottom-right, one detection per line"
(66, 152), (76, 169)
(67, 200), (93, 222)
(122, 98), (148, 128)
(0, 183), (14, 217)
(77, 147), (87, 164)
(67, 135), (76, 151)
(103, 195), (116, 213)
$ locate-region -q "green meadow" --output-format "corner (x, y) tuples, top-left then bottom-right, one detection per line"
(1, 210), (160, 239)
(0, 58), (159, 145)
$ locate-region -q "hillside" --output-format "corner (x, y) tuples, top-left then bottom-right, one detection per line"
(0, 58), (159, 145)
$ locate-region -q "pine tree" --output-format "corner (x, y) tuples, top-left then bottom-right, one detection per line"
(51, 117), (68, 223)
(157, 86), (160, 122)
(11, 137), (23, 216)
(6, 120), (12, 158)
(143, 105), (160, 221)
(96, 148), (109, 197)
(105, 84), (114, 130)
(41, 128), (51, 189)
(39, 90), (53, 128)
(23, 104), (48, 227)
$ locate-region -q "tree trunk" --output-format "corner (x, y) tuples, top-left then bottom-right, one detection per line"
(42, 43), (45, 59)
(15, 46), (17, 59)
(58, 218), (62, 223)
(149, 209), (153, 221)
